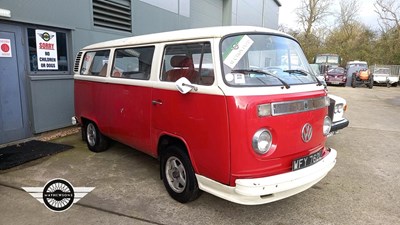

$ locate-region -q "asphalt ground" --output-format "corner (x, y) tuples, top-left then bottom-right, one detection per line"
(1, 85), (399, 225)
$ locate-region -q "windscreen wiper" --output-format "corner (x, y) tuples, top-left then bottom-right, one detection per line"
(231, 69), (290, 89)
(283, 69), (323, 86)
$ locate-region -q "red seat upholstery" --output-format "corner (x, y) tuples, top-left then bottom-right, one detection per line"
(165, 56), (199, 83)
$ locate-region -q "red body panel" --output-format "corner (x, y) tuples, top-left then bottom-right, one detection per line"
(227, 90), (328, 185)
(151, 88), (230, 184)
(75, 80), (231, 184)
(75, 79), (328, 187)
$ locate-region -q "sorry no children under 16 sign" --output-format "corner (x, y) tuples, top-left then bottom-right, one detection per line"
(35, 29), (58, 70)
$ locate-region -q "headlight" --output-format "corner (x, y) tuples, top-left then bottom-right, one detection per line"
(252, 129), (273, 154)
(323, 116), (332, 136)
(334, 103), (344, 113)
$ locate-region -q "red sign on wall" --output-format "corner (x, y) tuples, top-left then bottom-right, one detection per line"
(0, 38), (12, 57)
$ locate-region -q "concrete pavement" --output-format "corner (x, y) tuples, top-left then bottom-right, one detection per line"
(1, 86), (399, 225)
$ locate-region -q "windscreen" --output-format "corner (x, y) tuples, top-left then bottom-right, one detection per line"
(221, 34), (318, 87)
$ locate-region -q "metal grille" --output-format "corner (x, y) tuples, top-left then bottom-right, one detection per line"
(74, 52), (83, 73)
(272, 97), (328, 116)
(93, 0), (132, 32)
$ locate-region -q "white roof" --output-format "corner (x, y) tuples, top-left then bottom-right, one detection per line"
(347, 60), (367, 64)
(83, 26), (292, 50)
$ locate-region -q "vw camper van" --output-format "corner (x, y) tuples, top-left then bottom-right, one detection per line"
(73, 26), (337, 205)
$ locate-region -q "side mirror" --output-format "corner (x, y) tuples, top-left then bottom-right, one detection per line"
(175, 77), (198, 94)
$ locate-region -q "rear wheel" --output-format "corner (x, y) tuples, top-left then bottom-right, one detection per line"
(85, 121), (109, 152)
(161, 145), (200, 203)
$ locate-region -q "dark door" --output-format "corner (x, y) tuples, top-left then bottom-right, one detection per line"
(0, 24), (30, 144)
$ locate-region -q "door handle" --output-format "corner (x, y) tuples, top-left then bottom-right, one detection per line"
(152, 100), (163, 105)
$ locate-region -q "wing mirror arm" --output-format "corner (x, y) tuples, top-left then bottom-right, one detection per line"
(182, 83), (198, 91)
(175, 77), (198, 94)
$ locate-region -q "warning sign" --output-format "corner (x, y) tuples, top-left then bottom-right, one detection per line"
(35, 29), (58, 70)
(0, 38), (12, 57)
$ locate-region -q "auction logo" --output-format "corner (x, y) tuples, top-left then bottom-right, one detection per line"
(37, 32), (54, 42)
(22, 178), (94, 212)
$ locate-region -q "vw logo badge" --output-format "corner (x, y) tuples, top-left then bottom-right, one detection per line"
(301, 123), (313, 142)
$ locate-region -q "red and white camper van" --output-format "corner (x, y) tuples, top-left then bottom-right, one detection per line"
(73, 26), (336, 205)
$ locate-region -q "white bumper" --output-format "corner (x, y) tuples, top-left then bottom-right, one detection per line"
(196, 149), (337, 205)
(374, 76), (399, 84)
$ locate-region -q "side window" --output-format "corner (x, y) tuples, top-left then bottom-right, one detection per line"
(161, 42), (214, 86)
(80, 50), (110, 76)
(112, 46), (155, 79)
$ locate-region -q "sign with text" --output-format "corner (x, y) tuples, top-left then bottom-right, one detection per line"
(0, 38), (12, 57)
(35, 29), (58, 70)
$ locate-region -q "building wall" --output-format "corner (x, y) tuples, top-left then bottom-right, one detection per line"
(0, 0), (280, 144)
(230, 0), (280, 29)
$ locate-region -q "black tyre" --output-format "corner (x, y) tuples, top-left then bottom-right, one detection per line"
(393, 82), (398, 87)
(351, 75), (356, 88)
(85, 121), (109, 152)
(161, 145), (200, 203)
(369, 76), (374, 89)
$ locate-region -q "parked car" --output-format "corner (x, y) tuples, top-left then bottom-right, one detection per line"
(325, 67), (346, 86)
(373, 67), (399, 87)
(327, 94), (349, 136)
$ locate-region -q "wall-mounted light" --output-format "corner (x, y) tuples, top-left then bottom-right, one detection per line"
(0, 8), (11, 18)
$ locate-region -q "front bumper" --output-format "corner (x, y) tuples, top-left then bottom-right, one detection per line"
(330, 118), (349, 133)
(374, 76), (399, 84)
(326, 80), (346, 85)
(196, 148), (337, 205)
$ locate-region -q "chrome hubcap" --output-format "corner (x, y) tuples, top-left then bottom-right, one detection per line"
(165, 156), (186, 193)
(86, 123), (96, 146)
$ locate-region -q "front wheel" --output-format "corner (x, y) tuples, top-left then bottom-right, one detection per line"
(85, 121), (109, 152)
(161, 145), (200, 203)
(369, 76), (374, 89)
(351, 75), (356, 88)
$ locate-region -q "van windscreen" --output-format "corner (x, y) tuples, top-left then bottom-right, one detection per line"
(221, 34), (318, 87)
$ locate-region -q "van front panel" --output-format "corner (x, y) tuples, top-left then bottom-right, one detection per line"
(226, 90), (328, 185)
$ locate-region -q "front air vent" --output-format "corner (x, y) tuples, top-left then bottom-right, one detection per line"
(272, 97), (328, 116)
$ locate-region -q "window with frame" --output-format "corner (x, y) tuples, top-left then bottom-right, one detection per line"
(161, 42), (214, 86)
(27, 28), (69, 73)
(80, 50), (110, 76)
(112, 46), (155, 79)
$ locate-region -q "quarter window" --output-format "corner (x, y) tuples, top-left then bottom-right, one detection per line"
(80, 50), (110, 76)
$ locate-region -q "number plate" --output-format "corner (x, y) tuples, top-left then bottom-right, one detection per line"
(292, 150), (322, 171)
(331, 81), (340, 84)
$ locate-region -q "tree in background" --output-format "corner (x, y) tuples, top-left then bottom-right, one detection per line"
(374, 0), (400, 64)
(374, 0), (400, 32)
(281, 0), (400, 65)
(324, 0), (376, 65)
(293, 0), (332, 61)
(296, 0), (332, 38)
